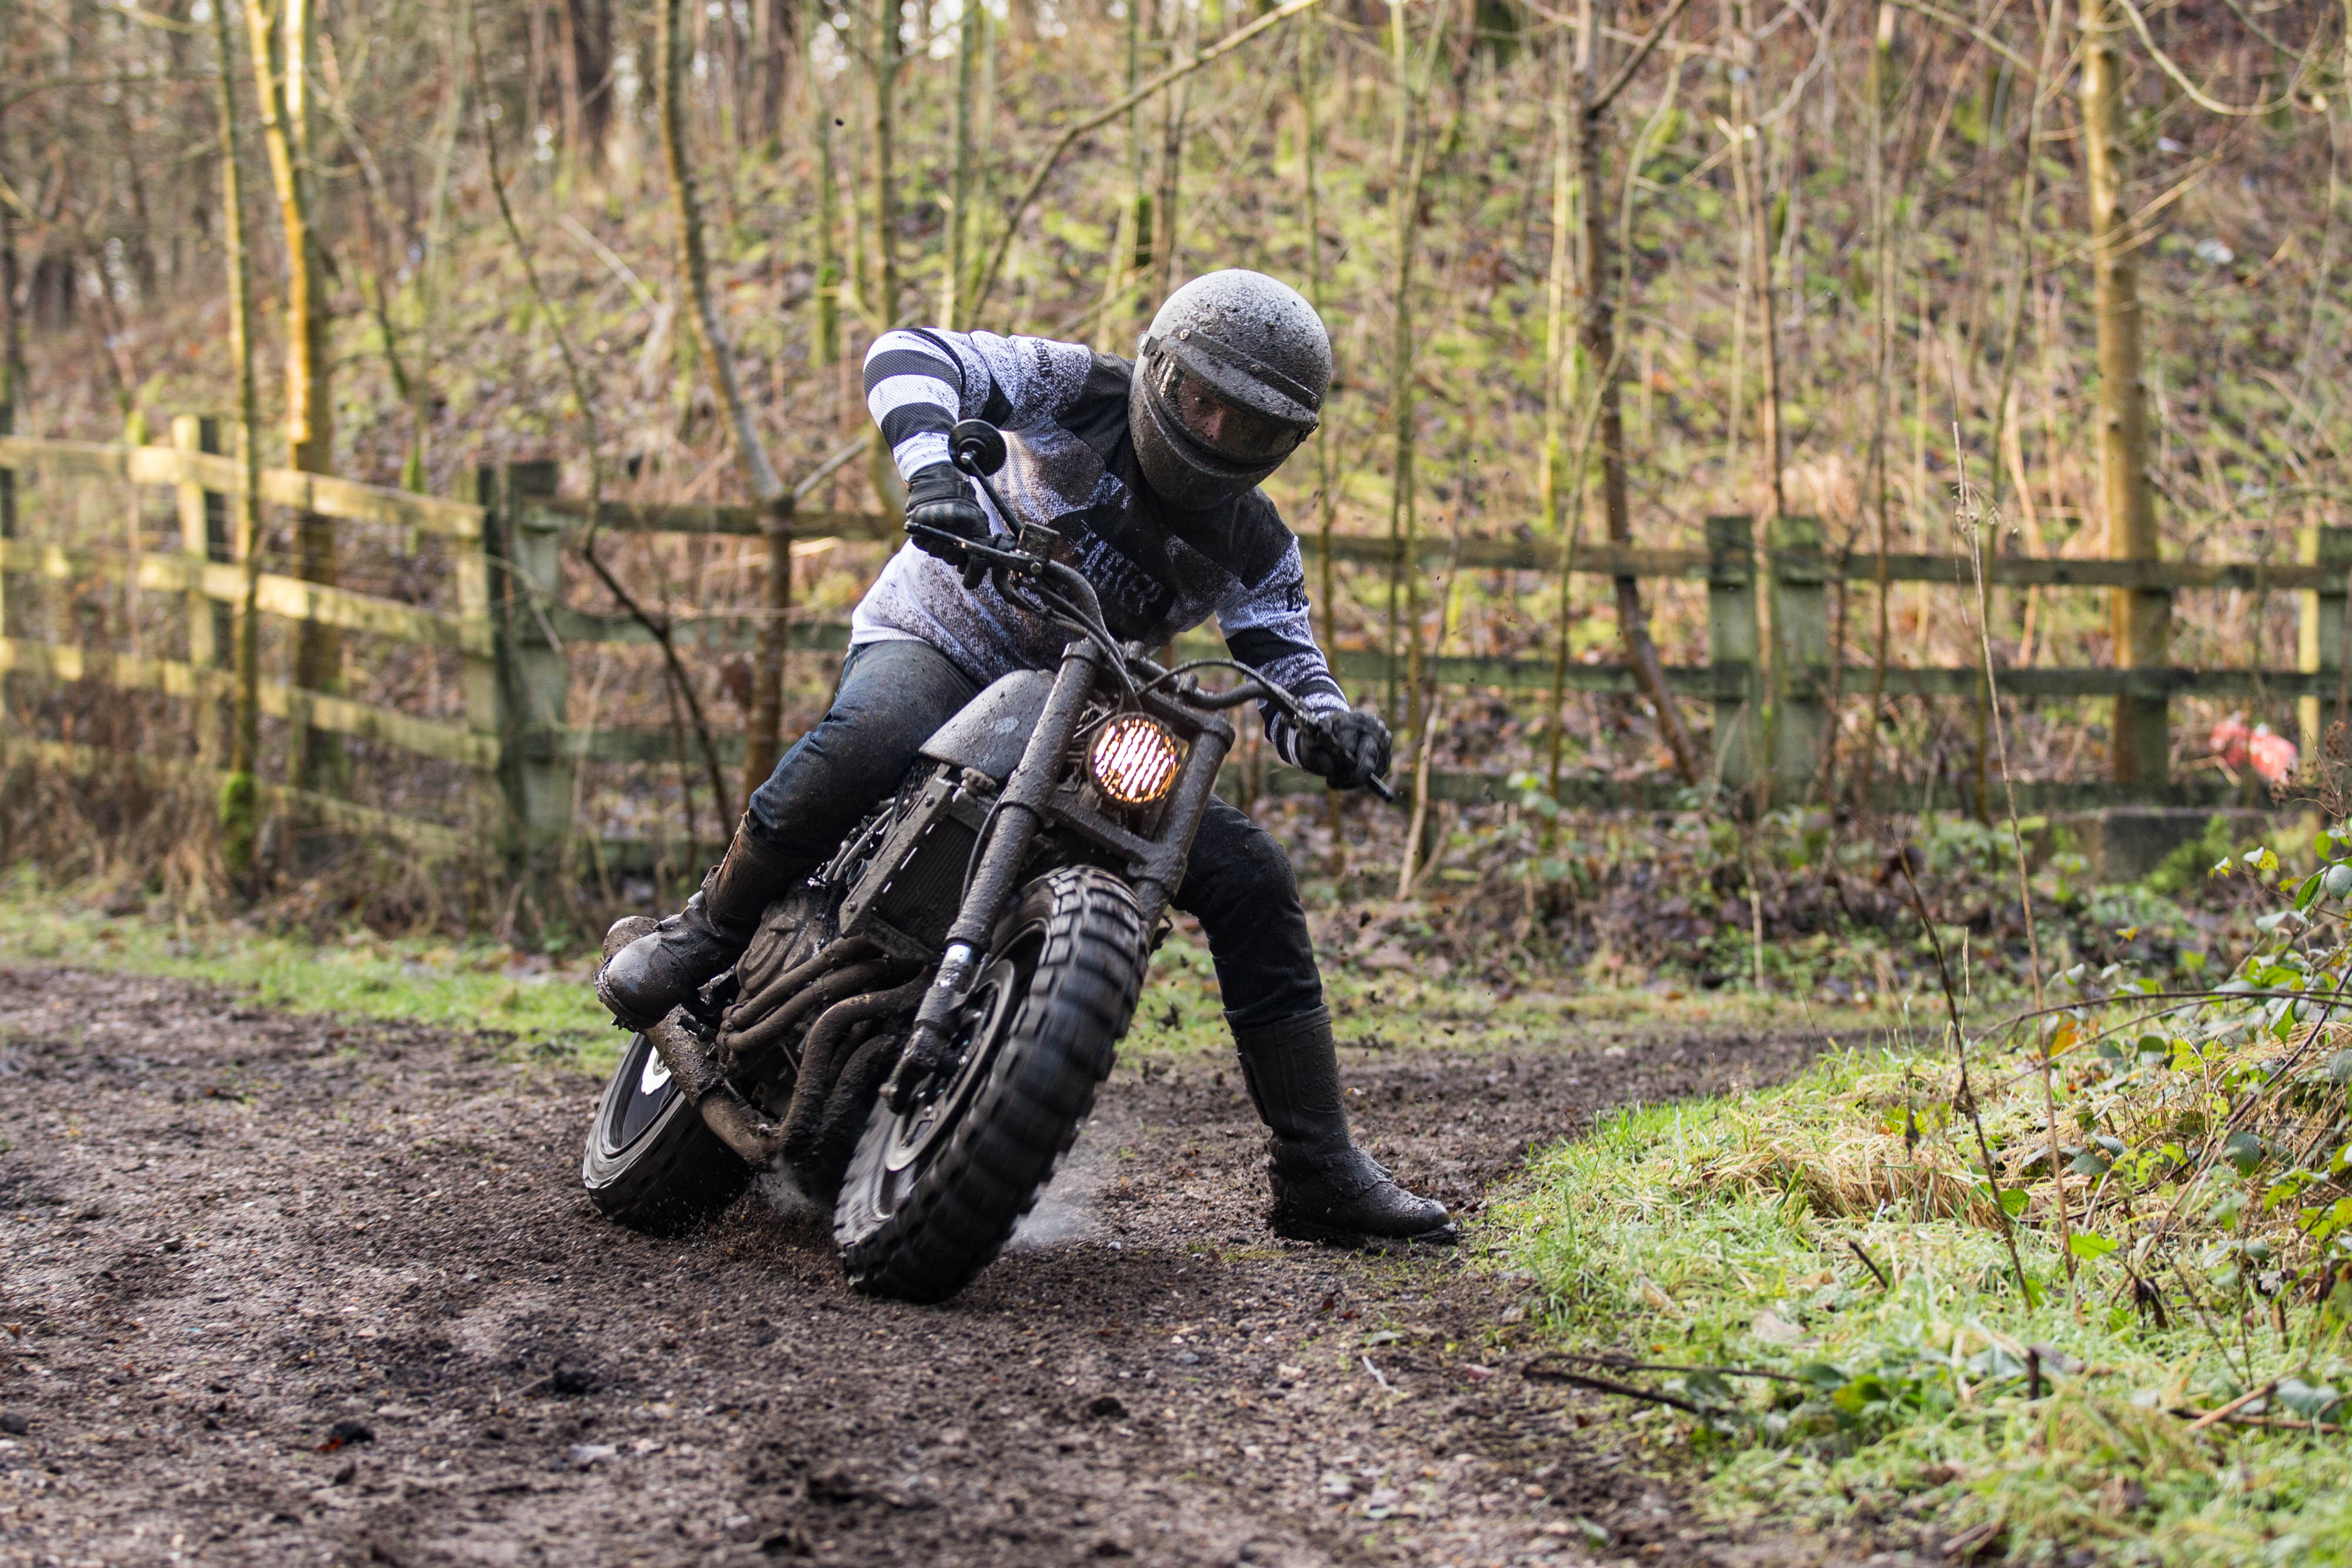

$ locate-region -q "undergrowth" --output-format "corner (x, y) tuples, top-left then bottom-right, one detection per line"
(0, 868), (620, 1069)
(1493, 820), (2352, 1564)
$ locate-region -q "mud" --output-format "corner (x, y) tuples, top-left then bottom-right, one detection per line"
(0, 965), (1887, 1567)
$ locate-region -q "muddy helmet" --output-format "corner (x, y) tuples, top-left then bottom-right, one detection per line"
(1128, 269), (1331, 510)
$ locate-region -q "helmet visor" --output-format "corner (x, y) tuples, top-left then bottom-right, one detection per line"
(1152, 357), (1311, 464)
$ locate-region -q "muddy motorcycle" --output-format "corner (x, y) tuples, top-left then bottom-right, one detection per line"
(579, 419), (1391, 1303)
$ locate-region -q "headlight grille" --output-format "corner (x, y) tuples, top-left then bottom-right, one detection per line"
(1088, 714), (1182, 807)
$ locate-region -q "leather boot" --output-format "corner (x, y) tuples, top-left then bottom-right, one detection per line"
(1232, 1007), (1456, 1245)
(597, 818), (808, 1031)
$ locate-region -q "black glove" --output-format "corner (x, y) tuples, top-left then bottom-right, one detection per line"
(903, 462), (988, 564)
(1298, 709), (1392, 791)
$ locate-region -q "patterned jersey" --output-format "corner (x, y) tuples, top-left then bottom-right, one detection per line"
(854, 327), (1351, 764)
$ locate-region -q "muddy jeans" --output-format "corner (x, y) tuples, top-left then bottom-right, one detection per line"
(746, 638), (1322, 1030)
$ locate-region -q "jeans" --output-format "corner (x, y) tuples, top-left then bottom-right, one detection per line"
(746, 638), (1322, 1030)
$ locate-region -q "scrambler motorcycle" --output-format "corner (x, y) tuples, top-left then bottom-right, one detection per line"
(579, 419), (1392, 1303)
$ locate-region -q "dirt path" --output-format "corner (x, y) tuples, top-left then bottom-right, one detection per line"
(0, 966), (1850, 1568)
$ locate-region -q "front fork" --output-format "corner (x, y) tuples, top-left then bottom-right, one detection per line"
(883, 638), (1109, 1109)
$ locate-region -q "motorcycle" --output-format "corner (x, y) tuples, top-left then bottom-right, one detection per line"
(579, 419), (1392, 1303)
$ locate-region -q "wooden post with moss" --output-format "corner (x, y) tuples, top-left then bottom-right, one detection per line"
(1769, 513), (1829, 795)
(456, 464), (510, 852)
(173, 416), (232, 763)
(1706, 514), (1759, 792)
(503, 460), (572, 854)
(2298, 523), (2352, 768)
(0, 400), (14, 651)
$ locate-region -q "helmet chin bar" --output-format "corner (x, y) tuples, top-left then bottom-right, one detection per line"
(1129, 364), (1286, 510)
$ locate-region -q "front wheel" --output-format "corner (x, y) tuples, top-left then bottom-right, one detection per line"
(581, 1029), (754, 1235)
(834, 867), (1145, 1302)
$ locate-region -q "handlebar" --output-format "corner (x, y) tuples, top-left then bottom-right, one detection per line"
(925, 422), (1398, 805)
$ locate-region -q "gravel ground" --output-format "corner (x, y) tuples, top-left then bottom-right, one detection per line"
(0, 964), (1897, 1568)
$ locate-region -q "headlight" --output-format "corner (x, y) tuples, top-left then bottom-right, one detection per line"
(1088, 715), (1182, 807)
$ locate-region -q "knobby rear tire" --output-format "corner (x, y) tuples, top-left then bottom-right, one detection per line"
(834, 867), (1145, 1303)
(581, 1030), (754, 1236)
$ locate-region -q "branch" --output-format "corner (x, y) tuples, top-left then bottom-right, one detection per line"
(2109, 0), (2304, 118)
(1594, 0), (1696, 112)
(1519, 1365), (1711, 1415)
(967, 0), (1330, 320)
(1883, 0), (2040, 77)
(3, 71), (217, 109)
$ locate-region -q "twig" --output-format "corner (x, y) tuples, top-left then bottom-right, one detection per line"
(1537, 1352), (1805, 1384)
(1361, 1354), (1392, 1390)
(1893, 854), (2033, 1300)
(1847, 1239), (1892, 1290)
(2189, 1379), (2279, 1431)
(1524, 1366), (1709, 1415)
(1947, 415), (2066, 1307)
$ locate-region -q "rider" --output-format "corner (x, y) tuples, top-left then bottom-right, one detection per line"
(599, 269), (1452, 1245)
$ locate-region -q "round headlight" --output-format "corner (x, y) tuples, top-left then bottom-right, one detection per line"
(1088, 715), (1182, 807)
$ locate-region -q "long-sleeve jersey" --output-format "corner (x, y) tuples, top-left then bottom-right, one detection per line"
(853, 327), (1352, 765)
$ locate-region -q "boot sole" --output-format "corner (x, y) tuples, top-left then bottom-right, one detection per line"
(1271, 1216), (1461, 1249)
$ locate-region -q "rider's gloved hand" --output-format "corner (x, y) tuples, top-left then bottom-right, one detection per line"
(903, 462), (989, 564)
(1299, 709), (1392, 791)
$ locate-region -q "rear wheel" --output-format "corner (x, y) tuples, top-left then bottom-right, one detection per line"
(834, 867), (1145, 1303)
(581, 1029), (753, 1235)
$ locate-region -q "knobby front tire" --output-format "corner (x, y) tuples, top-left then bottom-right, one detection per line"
(833, 866), (1145, 1303)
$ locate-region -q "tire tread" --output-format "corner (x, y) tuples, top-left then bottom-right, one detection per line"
(837, 867), (1145, 1302)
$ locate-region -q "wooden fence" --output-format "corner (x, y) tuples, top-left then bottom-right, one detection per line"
(0, 414), (2340, 882)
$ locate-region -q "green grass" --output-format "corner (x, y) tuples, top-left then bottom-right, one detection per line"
(1488, 1044), (2352, 1565)
(0, 871), (622, 1068)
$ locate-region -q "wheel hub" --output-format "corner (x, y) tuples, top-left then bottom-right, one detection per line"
(881, 958), (1020, 1175)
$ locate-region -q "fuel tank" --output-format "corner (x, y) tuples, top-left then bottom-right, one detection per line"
(917, 669), (1055, 783)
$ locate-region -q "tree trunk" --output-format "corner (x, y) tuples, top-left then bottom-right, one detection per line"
(660, 0), (792, 814)
(212, 0), (266, 878)
(1154, 0), (1200, 299)
(1384, 0), (1422, 731)
(2082, 0), (2166, 783)
(244, 0), (340, 794)
(1577, 0), (1700, 785)
(756, 0), (789, 152)
(944, 0), (984, 327)
(0, 0), (21, 419)
(813, 44), (843, 382)
(1093, 0), (1149, 352)
(1731, 0), (1785, 524)
(1541, 38), (1579, 798)
(559, 0), (613, 169)
(1298, 11), (1347, 874)
(1853, 0), (1896, 815)
(869, 0), (903, 330)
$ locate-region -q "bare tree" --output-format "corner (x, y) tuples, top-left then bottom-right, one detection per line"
(659, 0), (793, 813)
(243, 0), (340, 791)
(2081, 0), (2166, 784)
(212, 0), (267, 877)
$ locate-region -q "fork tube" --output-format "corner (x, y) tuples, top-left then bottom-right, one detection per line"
(1130, 723), (1230, 932)
(905, 640), (1106, 1049)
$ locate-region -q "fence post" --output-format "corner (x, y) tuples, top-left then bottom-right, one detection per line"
(2299, 522), (2352, 768)
(1705, 515), (1758, 791)
(1769, 514), (1829, 796)
(172, 416), (231, 763)
(503, 462), (572, 855)
(0, 402), (12, 724)
(455, 466), (510, 852)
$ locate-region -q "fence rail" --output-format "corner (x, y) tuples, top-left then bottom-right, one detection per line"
(0, 423), (2340, 874)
